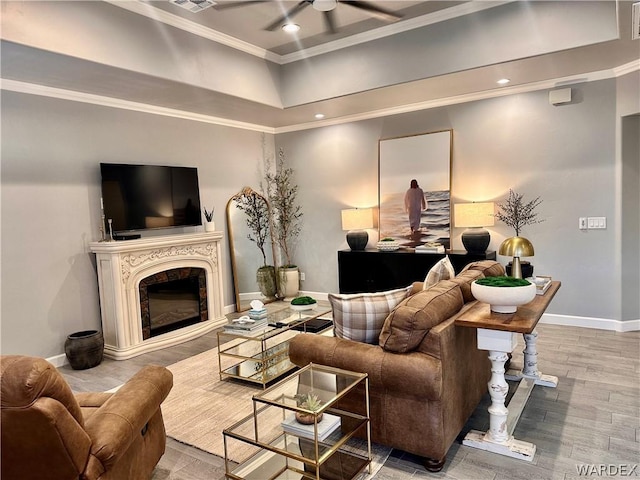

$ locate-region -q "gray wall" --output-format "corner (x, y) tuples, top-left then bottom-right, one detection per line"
(1, 75), (637, 359)
(1, 90), (272, 357)
(277, 79), (626, 321)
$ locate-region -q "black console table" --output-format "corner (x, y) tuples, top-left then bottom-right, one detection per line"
(338, 249), (496, 294)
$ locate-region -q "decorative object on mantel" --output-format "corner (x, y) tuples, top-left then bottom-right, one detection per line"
(294, 391), (324, 425)
(203, 207), (215, 232)
(495, 190), (544, 279)
(64, 330), (104, 370)
(471, 276), (536, 313)
(377, 237), (400, 251)
(342, 208), (374, 250)
(454, 202), (495, 254)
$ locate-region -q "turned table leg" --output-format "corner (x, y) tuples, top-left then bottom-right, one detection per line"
(505, 329), (558, 387)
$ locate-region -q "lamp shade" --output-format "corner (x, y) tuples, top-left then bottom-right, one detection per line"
(499, 236), (535, 257)
(341, 208), (374, 251)
(341, 208), (374, 231)
(454, 202), (495, 228)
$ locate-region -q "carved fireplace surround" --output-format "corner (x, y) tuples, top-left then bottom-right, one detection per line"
(89, 232), (226, 359)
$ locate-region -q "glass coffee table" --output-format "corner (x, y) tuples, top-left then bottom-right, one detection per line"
(217, 301), (332, 388)
(223, 363), (371, 480)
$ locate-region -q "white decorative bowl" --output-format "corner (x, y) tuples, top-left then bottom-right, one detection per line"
(377, 241), (400, 251)
(471, 280), (536, 314)
(290, 302), (317, 311)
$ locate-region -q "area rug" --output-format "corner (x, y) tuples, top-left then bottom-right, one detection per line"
(162, 342), (391, 478)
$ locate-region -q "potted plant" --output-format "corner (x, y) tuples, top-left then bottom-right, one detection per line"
(234, 187), (277, 300)
(377, 237), (400, 251)
(203, 207), (215, 232)
(264, 148), (303, 299)
(494, 189), (544, 278)
(471, 276), (536, 313)
(294, 391), (323, 424)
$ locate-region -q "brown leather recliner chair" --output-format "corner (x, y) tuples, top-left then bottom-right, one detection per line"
(0, 355), (173, 480)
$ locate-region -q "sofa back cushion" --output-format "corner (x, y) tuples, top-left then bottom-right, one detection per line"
(329, 286), (412, 344)
(448, 269), (485, 303)
(379, 281), (464, 353)
(461, 260), (505, 277)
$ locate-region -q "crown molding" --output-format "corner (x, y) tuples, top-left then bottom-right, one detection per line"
(103, 0), (281, 63)
(0, 78), (276, 134)
(279, 1), (511, 64)
(107, 0), (510, 66)
(3, 60), (636, 135)
(614, 59), (640, 76)
(274, 68), (623, 134)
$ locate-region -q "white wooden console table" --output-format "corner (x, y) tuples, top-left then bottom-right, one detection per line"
(455, 281), (561, 462)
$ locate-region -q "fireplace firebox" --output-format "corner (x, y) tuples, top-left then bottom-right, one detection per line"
(139, 267), (207, 339)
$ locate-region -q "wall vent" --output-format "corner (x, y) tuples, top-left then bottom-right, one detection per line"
(633, 2), (640, 40)
(170, 0), (216, 13)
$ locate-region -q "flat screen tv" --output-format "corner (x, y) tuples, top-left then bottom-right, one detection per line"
(100, 163), (201, 234)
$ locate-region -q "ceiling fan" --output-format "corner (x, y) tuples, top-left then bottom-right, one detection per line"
(213, 0), (403, 34)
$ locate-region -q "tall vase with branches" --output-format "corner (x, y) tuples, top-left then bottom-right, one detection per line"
(264, 148), (303, 268)
(264, 148), (303, 299)
(234, 187), (276, 299)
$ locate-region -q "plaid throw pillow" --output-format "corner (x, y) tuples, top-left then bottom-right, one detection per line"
(329, 286), (412, 344)
(423, 256), (455, 290)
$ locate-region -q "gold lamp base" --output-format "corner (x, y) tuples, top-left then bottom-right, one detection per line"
(499, 237), (534, 279)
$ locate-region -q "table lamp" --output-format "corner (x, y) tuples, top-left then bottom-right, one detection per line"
(341, 208), (374, 251)
(499, 236), (534, 278)
(454, 202), (495, 254)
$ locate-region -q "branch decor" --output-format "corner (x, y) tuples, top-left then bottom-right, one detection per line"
(494, 189), (544, 236)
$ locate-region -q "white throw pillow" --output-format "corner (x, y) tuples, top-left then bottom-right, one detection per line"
(422, 256), (456, 290)
(329, 286), (412, 344)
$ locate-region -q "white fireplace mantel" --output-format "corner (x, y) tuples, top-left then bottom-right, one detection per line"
(89, 232), (226, 359)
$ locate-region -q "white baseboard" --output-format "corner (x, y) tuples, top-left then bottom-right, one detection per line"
(47, 353), (69, 368)
(541, 314), (640, 332)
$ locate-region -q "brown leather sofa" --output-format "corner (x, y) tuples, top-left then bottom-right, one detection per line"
(0, 355), (173, 480)
(289, 260), (505, 471)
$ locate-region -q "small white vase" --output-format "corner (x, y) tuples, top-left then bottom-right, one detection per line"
(204, 221), (216, 232)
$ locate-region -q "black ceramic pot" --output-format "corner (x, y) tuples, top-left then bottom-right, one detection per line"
(64, 330), (104, 370)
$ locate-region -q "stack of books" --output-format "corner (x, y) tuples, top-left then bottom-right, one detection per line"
(224, 316), (268, 333)
(281, 413), (341, 441)
(415, 243), (445, 254)
(530, 276), (552, 295)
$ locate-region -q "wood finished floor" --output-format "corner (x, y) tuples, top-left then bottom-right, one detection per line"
(60, 323), (640, 480)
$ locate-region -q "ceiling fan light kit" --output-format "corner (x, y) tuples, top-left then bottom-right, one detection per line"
(313, 0), (337, 12)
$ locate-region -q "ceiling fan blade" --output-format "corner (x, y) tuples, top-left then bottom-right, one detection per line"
(323, 10), (337, 34)
(264, 0), (310, 31)
(213, 1), (269, 11)
(345, 1), (402, 22)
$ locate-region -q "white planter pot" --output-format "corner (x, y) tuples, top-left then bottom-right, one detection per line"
(471, 280), (536, 314)
(204, 221), (216, 232)
(278, 267), (299, 300)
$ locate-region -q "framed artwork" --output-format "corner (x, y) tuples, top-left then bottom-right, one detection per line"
(378, 129), (452, 247)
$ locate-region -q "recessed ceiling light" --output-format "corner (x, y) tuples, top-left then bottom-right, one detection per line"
(497, 78), (511, 85)
(315, 113), (325, 119)
(282, 23), (300, 33)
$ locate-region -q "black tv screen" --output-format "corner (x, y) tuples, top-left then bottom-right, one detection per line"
(100, 163), (201, 233)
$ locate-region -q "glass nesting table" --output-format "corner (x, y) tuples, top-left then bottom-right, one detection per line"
(217, 301), (332, 388)
(223, 363), (371, 480)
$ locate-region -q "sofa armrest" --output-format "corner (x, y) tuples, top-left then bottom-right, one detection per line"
(82, 365), (173, 470)
(289, 334), (442, 400)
